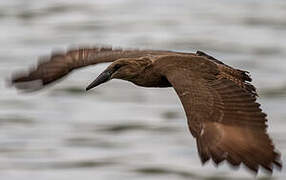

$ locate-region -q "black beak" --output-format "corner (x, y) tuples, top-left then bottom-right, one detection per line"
(86, 70), (112, 91)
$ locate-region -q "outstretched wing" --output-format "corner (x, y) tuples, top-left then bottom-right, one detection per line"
(159, 55), (282, 173)
(11, 47), (180, 91)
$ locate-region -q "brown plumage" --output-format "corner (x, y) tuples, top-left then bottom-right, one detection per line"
(11, 47), (186, 90)
(11, 47), (282, 174)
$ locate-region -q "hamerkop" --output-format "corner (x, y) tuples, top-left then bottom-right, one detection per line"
(11, 47), (282, 173)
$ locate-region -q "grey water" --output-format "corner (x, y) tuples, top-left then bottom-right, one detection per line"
(0, 0), (286, 179)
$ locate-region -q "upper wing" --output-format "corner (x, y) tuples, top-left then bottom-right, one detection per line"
(196, 50), (257, 96)
(11, 47), (181, 91)
(159, 55), (282, 173)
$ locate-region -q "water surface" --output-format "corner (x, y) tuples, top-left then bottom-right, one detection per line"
(1, 0), (286, 179)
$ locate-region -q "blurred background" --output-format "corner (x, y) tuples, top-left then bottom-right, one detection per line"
(0, 0), (286, 179)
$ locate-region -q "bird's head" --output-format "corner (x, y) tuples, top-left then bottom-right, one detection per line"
(86, 58), (152, 91)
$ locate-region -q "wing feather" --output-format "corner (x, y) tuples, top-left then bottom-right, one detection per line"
(159, 55), (281, 173)
(11, 47), (180, 91)
(196, 51), (257, 97)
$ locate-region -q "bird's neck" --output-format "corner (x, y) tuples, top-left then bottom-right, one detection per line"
(129, 65), (172, 88)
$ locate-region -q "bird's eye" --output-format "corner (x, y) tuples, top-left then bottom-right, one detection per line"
(113, 64), (124, 71)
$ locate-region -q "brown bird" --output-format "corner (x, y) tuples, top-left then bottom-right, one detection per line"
(11, 47), (282, 174)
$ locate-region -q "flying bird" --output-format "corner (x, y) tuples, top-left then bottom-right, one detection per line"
(11, 47), (282, 173)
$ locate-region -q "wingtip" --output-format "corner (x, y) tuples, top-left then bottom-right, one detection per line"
(10, 77), (44, 92)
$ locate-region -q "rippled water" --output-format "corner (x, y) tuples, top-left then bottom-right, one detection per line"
(1, 0), (286, 179)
